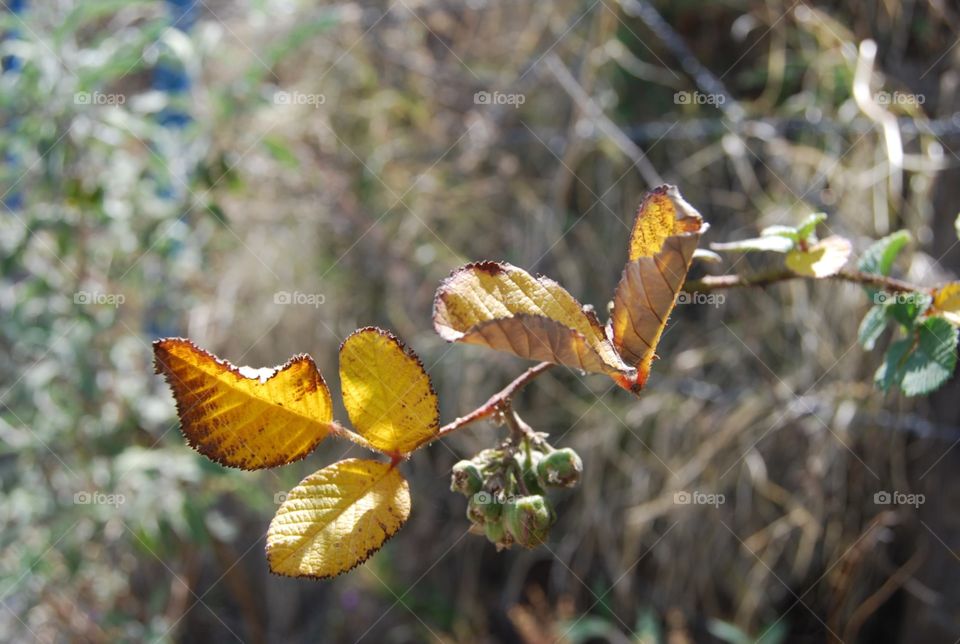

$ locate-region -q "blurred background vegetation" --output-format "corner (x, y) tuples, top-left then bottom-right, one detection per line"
(3, 0), (960, 642)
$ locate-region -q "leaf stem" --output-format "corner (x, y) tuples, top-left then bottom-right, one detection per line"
(329, 421), (377, 453)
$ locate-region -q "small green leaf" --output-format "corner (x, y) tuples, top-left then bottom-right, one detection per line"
(692, 248), (723, 263)
(875, 338), (913, 392)
(886, 293), (932, 328)
(711, 236), (795, 253)
(858, 305), (888, 350)
(900, 317), (958, 396)
(795, 212), (827, 241)
(859, 230), (911, 276)
(760, 224), (799, 240)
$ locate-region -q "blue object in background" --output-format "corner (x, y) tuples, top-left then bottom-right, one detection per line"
(1, 0), (26, 73)
(142, 0), (203, 338)
(151, 0), (195, 129)
(166, 0), (199, 31)
(2, 0), (27, 210)
(153, 60), (192, 93)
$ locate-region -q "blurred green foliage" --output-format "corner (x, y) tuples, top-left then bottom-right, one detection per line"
(3, 0), (960, 642)
(0, 3), (266, 639)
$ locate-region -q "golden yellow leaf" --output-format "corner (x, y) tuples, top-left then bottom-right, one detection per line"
(153, 338), (334, 470)
(433, 262), (634, 378)
(628, 184), (704, 261)
(934, 282), (960, 326)
(610, 187), (707, 392)
(785, 235), (852, 278)
(339, 327), (439, 455)
(266, 459), (410, 579)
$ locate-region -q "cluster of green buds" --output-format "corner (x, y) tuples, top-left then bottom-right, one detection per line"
(450, 438), (583, 549)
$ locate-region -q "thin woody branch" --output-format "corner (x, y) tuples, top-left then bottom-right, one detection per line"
(427, 362), (554, 445)
(685, 269), (931, 295)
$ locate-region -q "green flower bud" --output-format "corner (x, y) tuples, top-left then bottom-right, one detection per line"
(467, 490), (504, 525)
(479, 491), (504, 520)
(484, 519), (505, 543)
(451, 460), (483, 496)
(514, 450), (545, 495)
(536, 448), (582, 488)
(466, 492), (487, 525)
(502, 495), (555, 548)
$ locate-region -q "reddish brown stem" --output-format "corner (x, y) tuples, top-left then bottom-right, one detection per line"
(423, 362), (554, 446)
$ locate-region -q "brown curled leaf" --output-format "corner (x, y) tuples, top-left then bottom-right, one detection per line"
(433, 261), (634, 378)
(610, 185), (707, 392)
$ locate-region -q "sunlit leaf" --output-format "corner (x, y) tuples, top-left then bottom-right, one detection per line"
(901, 317), (958, 396)
(610, 185), (707, 391)
(760, 224), (799, 240)
(433, 261), (634, 379)
(859, 230), (910, 276)
(153, 338), (334, 470)
(795, 212), (827, 241)
(933, 282), (960, 326)
(692, 248), (722, 263)
(628, 184), (703, 260)
(339, 327), (439, 455)
(266, 459), (410, 579)
(874, 317), (958, 395)
(432, 186), (708, 394)
(711, 235), (794, 254)
(713, 213), (827, 255)
(785, 236), (852, 277)
(858, 305), (888, 351)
